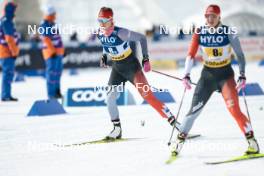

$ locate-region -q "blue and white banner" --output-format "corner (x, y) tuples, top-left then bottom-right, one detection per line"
(64, 87), (129, 107)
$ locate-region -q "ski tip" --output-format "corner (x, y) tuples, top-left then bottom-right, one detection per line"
(165, 152), (179, 164)
(204, 161), (219, 165)
(187, 134), (201, 139)
(205, 153), (264, 165)
(165, 156), (178, 164)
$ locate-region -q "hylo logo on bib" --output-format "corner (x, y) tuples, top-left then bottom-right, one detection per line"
(200, 36), (224, 44)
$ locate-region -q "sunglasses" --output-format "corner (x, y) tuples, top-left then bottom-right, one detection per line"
(98, 18), (111, 23)
(205, 14), (218, 18)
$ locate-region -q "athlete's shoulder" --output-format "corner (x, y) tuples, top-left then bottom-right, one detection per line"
(115, 26), (129, 30)
(115, 26), (131, 37)
(113, 26), (123, 34)
(114, 26), (122, 31)
(114, 26), (130, 33)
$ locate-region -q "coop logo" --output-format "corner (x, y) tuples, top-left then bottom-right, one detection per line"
(72, 90), (106, 102)
(65, 87), (126, 107)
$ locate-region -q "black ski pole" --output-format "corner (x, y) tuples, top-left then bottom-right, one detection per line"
(152, 70), (197, 86)
(242, 88), (252, 125)
(167, 88), (187, 146)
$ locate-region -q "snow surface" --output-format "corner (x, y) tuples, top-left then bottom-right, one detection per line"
(0, 63), (263, 176)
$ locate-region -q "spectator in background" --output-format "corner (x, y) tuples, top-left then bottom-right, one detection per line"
(40, 5), (64, 99)
(29, 33), (40, 48)
(191, 23), (196, 34)
(70, 31), (78, 41)
(152, 25), (161, 41)
(0, 2), (19, 101)
(87, 32), (97, 42)
(177, 28), (185, 40)
(151, 24), (170, 42)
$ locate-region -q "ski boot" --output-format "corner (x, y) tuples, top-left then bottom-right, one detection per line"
(170, 132), (187, 156)
(245, 132), (260, 155)
(105, 120), (122, 140)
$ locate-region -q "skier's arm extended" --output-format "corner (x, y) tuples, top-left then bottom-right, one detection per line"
(117, 28), (148, 57)
(228, 33), (246, 74)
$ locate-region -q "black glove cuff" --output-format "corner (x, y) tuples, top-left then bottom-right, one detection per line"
(239, 74), (246, 80)
(142, 54), (149, 61)
(142, 54), (149, 66)
(101, 54), (107, 64)
(183, 75), (190, 80)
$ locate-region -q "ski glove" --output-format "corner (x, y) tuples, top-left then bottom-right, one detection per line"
(236, 73), (246, 92)
(182, 74), (192, 90)
(142, 55), (151, 72)
(100, 54), (108, 68)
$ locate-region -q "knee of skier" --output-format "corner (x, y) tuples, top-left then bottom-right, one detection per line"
(225, 98), (240, 115)
(106, 88), (118, 104)
(226, 99), (235, 108)
(185, 113), (196, 121)
(186, 107), (203, 121)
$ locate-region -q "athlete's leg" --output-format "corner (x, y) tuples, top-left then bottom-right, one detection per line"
(105, 68), (127, 139)
(220, 77), (253, 134)
(221, 77), (259, 154)
(106, 68), (126, 122)
(180, 74), (216, 134)
(132, 70), (175, 124)
(171, 72), (216, 155)
(106, 86), (122, 122)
